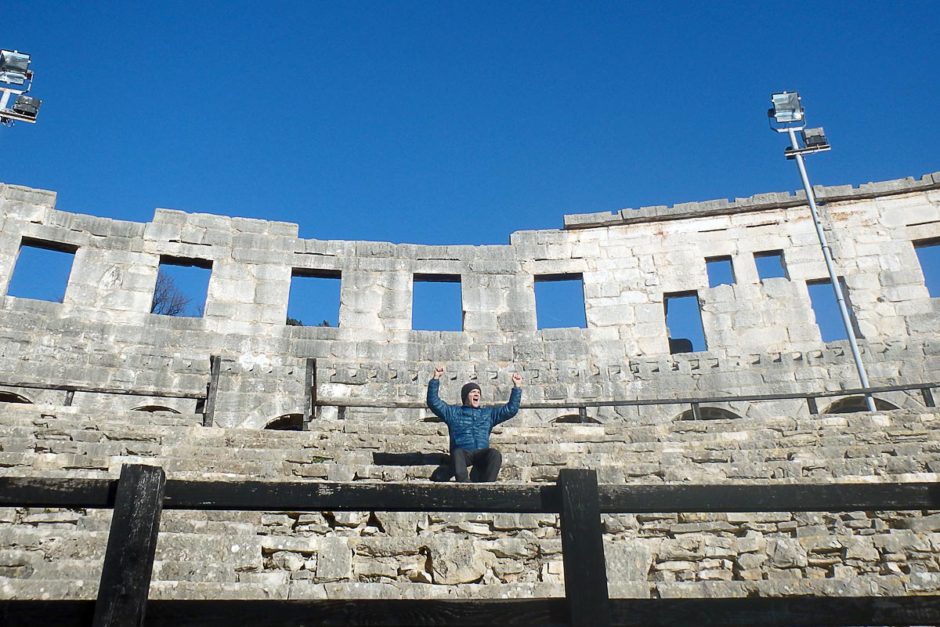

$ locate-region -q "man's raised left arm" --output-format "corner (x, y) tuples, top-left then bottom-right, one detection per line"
(493, 372), (523, 425)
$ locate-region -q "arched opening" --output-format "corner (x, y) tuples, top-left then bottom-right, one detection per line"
(0, 391), (31, 404)
(552, 413), (601, 425)
(676, 407), (744, 421)
(265, 413), (304, 431)
(132, 405), (181, 414)
(824, 397), (900, 414)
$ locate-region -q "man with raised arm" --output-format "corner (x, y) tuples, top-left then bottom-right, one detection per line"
(426, 366), (523, 483)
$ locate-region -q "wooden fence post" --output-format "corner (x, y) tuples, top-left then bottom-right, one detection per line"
(807, 396), (819, 415)
(923, 387), (936, 408)
(303, 358), (316, 430)
(557, 468), (610, 627)
(92, 464), (166, 627)
(203, 355), (221, 427)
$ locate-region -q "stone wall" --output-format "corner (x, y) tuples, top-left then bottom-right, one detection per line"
(1, 173), (940, 604)
(1, 175), (938, 426)
(2, 403), (940, 600)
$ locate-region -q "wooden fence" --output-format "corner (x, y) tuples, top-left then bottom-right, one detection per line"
(2, 466), (940, 626)
(1, 356), (937, 428)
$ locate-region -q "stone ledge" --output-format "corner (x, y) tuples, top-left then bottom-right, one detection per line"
(563, 172), (940, 230)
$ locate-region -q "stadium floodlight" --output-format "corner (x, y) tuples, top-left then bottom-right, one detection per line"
(12, 94), (40, 119)
(0, 50), (31, 85)
(0, 49), (40, 126)
(768, 91), (875, 412)
(801, 127), (829, 149)
(768, 91), (804, 124)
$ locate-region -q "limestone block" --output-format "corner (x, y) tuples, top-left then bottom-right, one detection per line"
(315, 538), (352, 582)
(767, 538), (808, 569)
(254, 280), (291, 307)
(429, 537), (487, 585)
(144, 221), (183, 242)
(604, 540), (653, 581)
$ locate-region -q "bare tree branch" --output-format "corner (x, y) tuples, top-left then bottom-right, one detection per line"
(151, 269), (190, 316)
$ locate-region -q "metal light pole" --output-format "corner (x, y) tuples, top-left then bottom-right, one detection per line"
(768, 92), (876, 412)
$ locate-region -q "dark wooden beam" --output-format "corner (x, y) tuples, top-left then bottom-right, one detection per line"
(203, 355), (221, 427)
(0, 601), (94, 627)
(807, 396), (819, 414)
(923, 386), (936, 408)
(151, 599), (565, 626)
(303, 358), (315, 430)
(607, 596), (940, 626)
(3, 477), (939, 515)
(93, 464), (166, 627)
(0, 476), (117, 508)
(558, 469), (610, 627)
(4, 596), (940, 627)
(599, 482), (940, 513)
(162, 480), (561, 513)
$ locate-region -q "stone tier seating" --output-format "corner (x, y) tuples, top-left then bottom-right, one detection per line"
(2, 403), (940, 602)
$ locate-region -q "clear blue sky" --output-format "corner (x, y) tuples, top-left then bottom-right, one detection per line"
(2, 2), (939, 336)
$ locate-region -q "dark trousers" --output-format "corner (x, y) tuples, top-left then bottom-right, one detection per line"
(452, 447), (502, 482)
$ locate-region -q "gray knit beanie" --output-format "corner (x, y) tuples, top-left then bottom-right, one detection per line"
(460, 382), (481, 406)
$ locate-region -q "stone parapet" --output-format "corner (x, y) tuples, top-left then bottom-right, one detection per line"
(563, 171), (940, 229)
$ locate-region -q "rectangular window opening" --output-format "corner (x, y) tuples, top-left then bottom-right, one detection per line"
(664, 291), (707, 354)
(705, 256), (735, 287)
(754, 250), (788, 281)
(535, 273), (587, 330)
(807, 277), (862, 342)
(413, 273), (462, 331)
(151, 256), (212, 317)
(914, 238), (940, 297)
(7, 238), (77, 303)
(288, 269), (341, 327)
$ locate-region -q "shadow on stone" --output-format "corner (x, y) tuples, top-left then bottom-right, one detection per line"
(372, 452), (449, 466)
(429, 461), (484, 483)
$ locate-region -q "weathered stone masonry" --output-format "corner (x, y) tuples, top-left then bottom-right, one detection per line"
(0, 174), (938, 425)
(0, 173), (939, 602)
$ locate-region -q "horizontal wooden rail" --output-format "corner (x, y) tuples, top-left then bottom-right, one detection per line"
(0, 379), (206, 400)
(4, 466), (940, 627)
(3, 477), (939, 513)
(597, 482), (940, 513)
(3, 593), (940, 626)
(315, 381), (939, 411)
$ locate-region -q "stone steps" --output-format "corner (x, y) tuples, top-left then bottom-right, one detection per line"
(3, 405), (940, 485)
(2, 440), (939, 479)
(4, 403), (940, 600)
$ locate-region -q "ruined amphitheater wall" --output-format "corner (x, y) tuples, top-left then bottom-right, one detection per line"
(0, 174), (938, 427)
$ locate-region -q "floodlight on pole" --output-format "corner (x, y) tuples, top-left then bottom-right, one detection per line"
(0, 49), (41, 126)
(769, 91), (804, 124)
(768, 91), (876, 412)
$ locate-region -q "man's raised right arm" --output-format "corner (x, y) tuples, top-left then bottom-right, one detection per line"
(426, 366), (449, 420)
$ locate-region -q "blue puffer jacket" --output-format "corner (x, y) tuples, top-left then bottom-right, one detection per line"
(426, 378), (522, 452)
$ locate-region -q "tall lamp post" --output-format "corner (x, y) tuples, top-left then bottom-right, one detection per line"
(768, 91), (875, 412)
(0, 49), (41, 126)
